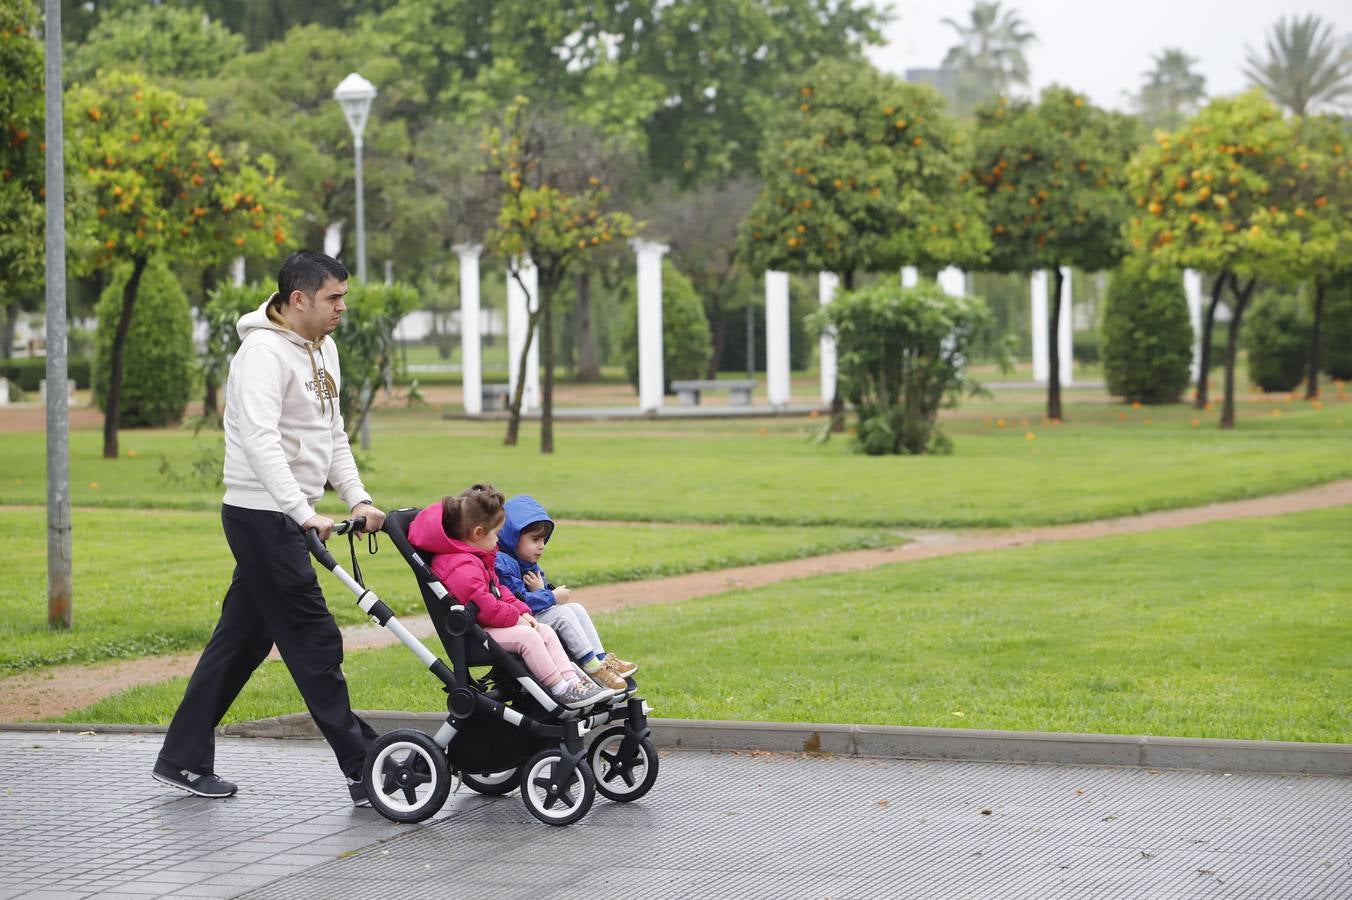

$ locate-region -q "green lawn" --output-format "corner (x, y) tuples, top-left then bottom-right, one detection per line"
(64, 506), (1352, 743)
(0, 506), (898, 673)
(1, 390), (1349, 528)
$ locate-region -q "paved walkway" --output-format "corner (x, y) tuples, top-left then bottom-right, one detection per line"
(0, 730), (1347, 899)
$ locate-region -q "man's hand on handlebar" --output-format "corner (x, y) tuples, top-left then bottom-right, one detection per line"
(351, 502), (385, 534)
(302, 514), (336, 542)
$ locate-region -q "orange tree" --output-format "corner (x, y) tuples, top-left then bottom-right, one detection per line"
(483, 97), (635, 453)
(1288, 115), (1352, 398)
(739, 58), (988, 427)
(970, 86), (1140, 421)
(1124, 91), (1308, 428)
(67, 70), (296, 458)
(0, 0), (44, 347)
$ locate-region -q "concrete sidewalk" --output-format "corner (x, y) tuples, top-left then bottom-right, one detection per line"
(1, 729), (1347, 899)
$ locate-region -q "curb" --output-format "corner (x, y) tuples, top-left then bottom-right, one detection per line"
(10, 714), (1348, 777)
(214, 711), (1352, 778)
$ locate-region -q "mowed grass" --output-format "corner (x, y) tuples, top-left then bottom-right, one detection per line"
(1, 388), (1350, 528)
(0, 506), (898, 673)
(64, 506), (1352, 743)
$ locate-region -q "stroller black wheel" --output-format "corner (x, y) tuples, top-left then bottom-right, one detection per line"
(363, 729), (451, 824)
(587, 725), (659, 802)
(461, 767), (519, 796)
(519, 749), (595, 826)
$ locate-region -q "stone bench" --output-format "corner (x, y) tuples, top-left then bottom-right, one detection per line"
(670, 379), (756, 406)
(481, 383), (511, 411)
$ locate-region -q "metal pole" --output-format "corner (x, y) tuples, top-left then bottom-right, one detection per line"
(353, 134), (367, 284)
(745, 304), (755, 379)
(44, 0), (72, 629)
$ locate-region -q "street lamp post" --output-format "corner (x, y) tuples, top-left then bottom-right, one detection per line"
(333, 72), (377, 284)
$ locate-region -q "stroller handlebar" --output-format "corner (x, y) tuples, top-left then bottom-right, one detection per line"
(305, 517), (365, 571)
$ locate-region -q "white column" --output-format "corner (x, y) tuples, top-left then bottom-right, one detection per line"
(818, 272), (839, 405)
(631, 240), (669, 412)
(455, 243), (484, 415)
(506, 257), (539, 412)
(938, 266), (965, 297)
(765, 271), (791, 408)
(230, 256), (245, 287)
(901, 266), (919, 288)
(1031, 270), (1049, 384)
(1058, 266), (1074, 387)
(0, 377), (9, 406)
(1184, 269), (1204, 382)
(323, 220), (344, 259)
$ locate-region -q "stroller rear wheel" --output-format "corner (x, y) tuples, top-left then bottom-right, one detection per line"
(587, 725), (658, 802)
(519, 748), (595, 826)
(460, 767), (520, 796)
(363, 729), (452, 824)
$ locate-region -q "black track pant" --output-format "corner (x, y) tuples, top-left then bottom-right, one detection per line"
(158, 505), (376, 781)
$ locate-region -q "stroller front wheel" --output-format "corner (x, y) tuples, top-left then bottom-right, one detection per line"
(519, 748), (595, 826)
(588, 725), (659, 802)
(363, 729), (452, 824)
(461, 767), (520, 796)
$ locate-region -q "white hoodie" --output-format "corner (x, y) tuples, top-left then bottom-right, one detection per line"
(221, 295), (369, 525)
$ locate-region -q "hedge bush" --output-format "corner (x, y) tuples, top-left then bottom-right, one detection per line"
(621, 260), (712, 392)
(92, 258), (193, 427)
(0, 357), (92, 392)
(1102, 264), (1192, 404)
(1243, 292), (1309, 393)
(1321, 280), (1352, 381)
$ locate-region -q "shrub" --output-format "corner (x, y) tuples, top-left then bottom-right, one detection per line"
(810, 282), (993, 455)
(92, 258), (193, 427)
(1072, 330), (1100, 364)
(1102, 264), (1192, 404)
(0, 357), (92, 391)
(201, 280), (271, 416)
(621, 260), (712, 392)
(1321, 280), (1352, 381)
(333, 280), (420, 442)
(1244, 292), (1309, 393)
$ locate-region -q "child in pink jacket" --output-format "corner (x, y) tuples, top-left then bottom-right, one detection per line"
(407, 483), (613, 710)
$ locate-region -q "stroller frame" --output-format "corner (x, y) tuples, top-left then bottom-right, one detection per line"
(306, 510), (657, 826)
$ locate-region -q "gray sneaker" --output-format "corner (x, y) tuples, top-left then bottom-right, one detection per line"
(557, 679), (615, 709)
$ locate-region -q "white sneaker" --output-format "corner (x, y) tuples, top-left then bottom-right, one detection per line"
(556, 679), (615, 709)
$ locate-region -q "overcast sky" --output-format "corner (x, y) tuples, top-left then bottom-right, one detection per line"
(867, 0), (1352, 112)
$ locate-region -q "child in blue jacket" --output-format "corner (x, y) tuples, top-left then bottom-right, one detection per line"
(496, 494), (637, 691)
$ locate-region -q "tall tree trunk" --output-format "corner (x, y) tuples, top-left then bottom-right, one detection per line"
(1306, 280), (1325, 400)
(1047, 265), (1064, 422)
(102, 255), (149, 459)
(1195, 272), (1227, 409)
(504, 268), (536, 448)
(1, 300), (18, 361)
(1220, 276), (1257, 429)
(541, 276), (555, 455)
(573, 269), (601, 381)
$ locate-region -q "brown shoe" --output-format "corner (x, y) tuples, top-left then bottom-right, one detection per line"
(603, 654), (638, 678)
(589, 664), (627, 691)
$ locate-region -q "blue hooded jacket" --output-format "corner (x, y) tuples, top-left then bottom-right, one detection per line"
(495, 494), (558, 614)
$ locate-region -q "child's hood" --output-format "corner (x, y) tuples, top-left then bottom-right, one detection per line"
(498, 494), (554, 556)
(408, 502), (496, 563)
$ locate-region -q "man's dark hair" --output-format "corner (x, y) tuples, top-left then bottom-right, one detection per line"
(277, 251), (349, 304)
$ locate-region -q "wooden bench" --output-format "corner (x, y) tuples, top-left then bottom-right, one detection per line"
(670, 379), (756, 406)
(481, 383), (511, 411)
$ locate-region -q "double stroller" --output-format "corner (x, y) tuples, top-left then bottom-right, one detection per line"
(306, 509), (657, 826)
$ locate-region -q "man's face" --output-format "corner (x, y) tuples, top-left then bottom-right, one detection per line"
(293, 277), (348, 340)
(517, 530), (548, 564)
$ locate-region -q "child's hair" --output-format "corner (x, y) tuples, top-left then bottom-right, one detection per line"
(442, 483), (506, 541)
(521, 520), (553, 541)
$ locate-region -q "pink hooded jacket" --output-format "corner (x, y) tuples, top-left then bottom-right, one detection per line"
(406, 502), (531, 629)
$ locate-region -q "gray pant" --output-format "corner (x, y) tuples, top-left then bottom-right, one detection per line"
(535, 603), (605, 662)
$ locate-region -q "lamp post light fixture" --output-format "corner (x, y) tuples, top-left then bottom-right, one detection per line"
(333, 72), (377, 283)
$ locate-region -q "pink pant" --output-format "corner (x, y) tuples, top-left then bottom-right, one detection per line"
(484, 622), (573, 687)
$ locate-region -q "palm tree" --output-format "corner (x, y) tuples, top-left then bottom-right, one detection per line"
(1244, 14), (1352, 116)
(1135, 48), (1206, 131)
(940, 2), (1037, 114)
